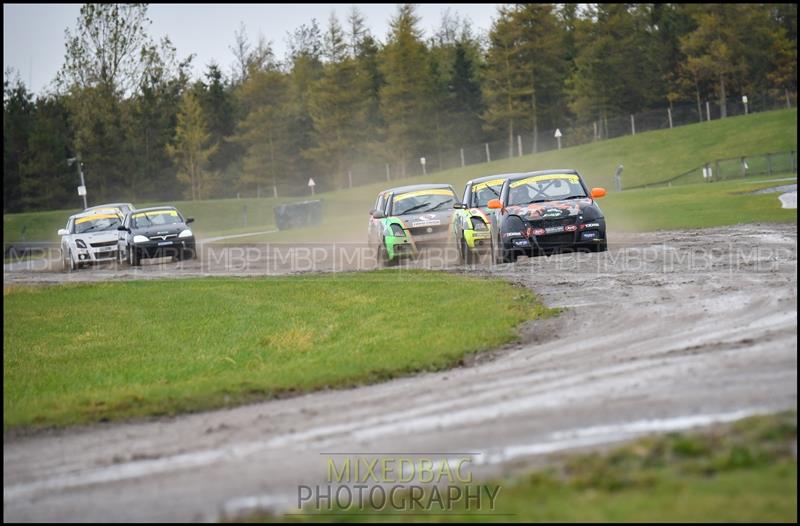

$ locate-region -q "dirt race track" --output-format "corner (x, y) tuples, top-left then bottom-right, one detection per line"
(3, 223), (797, 521)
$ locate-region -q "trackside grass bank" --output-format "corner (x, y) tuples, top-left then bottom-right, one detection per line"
(4, 109), (796, 244)
(246, 412), (796, 523)
(599, 176), (798, 232)
(3, 270), (555, 430)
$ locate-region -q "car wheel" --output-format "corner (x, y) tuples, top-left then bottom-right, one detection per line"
(592, 240), (608, 253)
(64, 249), (76, 272)
(129, 246), (140, 266)
(461, 236), (476, 266)
(378, 238), (398, 267)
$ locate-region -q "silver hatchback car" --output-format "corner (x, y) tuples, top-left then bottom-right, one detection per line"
(58, 210), (124, 270)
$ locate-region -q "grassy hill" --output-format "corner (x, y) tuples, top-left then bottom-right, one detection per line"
(4, 109), (796, 244)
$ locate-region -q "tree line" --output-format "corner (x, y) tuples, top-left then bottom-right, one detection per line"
(4, 3), (797, 212)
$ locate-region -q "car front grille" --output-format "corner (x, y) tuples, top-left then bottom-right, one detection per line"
(149, 234), (177, 241)
(90, 240), (117, 248)
(536, 233), (575, 245)
(528, 216), (576, 229)
(408, 224), (450, 236)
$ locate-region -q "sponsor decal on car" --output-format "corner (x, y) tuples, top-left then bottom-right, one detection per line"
(542, 208), (566, 218)
(565, 224), (578, 232)
(394, 189), (454, 202)
(132, 210), (179, 218)
(472, 179), (505, 192)
(411, 214), (442, 227)
(75, 213), (119, 224)
(509, 174), (580, 188)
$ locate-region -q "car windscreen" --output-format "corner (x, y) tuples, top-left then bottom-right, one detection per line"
(392, 189), (456, 215)
(507, 174), (587, 206)
(470, 179), (505, 207)
(73, 214), (122, 234)
(131, 210), (182, 229)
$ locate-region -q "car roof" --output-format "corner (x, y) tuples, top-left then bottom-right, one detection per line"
(467, 173), (526, 184)
(381, 183), (454, 194)
(505, 169), (581, 182)
(86, 202), (133, 209)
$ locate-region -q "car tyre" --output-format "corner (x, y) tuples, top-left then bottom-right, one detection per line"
(378, 238), (397, 268)
(592, 240), (608, 253)
(65, 248), (76, 272)
(461, 236), (476, 266)
(129, 245), (141, 266)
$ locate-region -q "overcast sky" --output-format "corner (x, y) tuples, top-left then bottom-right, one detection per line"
(4, 3), (502, 95)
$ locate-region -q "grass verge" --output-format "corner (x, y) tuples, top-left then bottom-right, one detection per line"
(3, 270), (555, 430)
(241, 412), (796, 523)
(600, 176), (797, 231)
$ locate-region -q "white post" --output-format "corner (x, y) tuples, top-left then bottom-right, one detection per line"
(485, 143), (491, 163)
(667, 107), (673, 129)
(554, 128), (562, 150)
(272, 184), (277, 198)
(347, 170), (352, 188)
(460, 148), (465, 168)
(385, 163), (390, 181)
(742, 95), (748, 115)
(420, 157), (427, 176)
(517, 135), (523, 157)
(706, 101), (711, 122)
(630, 114), (635, 135)
(593, 121), (598, 141)
(786, 88), (792, 109)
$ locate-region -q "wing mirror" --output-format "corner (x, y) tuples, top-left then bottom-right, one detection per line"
(590, 187), (607, 199)
(117, 226), (128, 232)
(453, 202), (467, 209)
(487, 199), (503, 210)
(372, 211), (385, 219)
(186, 217), (194, 224)
(57, 228), (68, 236)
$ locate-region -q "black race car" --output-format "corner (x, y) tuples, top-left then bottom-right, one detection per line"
(487, 169), (608, 263)
(117, 206), (196, 265)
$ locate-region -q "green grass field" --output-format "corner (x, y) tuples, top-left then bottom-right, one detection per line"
(4, 109), (796, 244)
(251, 412), (796, 523)
(3, 271), (554, 430)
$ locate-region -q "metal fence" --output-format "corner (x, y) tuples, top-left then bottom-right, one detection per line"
(336, 90), (797, 193)
(626, 150), (798, 190)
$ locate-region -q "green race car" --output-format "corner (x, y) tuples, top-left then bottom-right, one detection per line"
(367, 184), (492, 265)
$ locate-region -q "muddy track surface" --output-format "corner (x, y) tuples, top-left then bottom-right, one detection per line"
(3, 223), (797, 521)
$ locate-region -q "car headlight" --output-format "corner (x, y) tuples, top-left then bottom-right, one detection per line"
(133, 235), (150, 243)
(471, 217), (488, 230)
(178, 229), (193, 238)
(75, 239), (86, 248)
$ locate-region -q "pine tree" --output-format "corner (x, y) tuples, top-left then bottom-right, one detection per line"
(379, 4), (434, 177)
(307, 14), (371, 189)
(166, 91), (217, 200)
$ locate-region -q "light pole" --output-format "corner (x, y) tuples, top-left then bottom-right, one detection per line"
(67, 155), (88, 208)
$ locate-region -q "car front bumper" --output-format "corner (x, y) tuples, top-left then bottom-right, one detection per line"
(132, 238), (196, 258)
